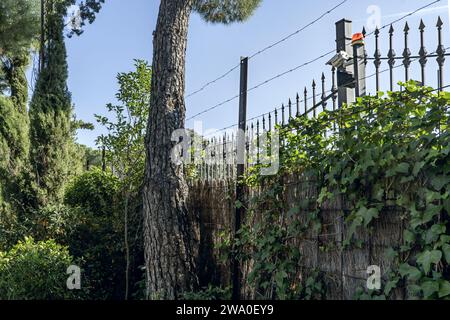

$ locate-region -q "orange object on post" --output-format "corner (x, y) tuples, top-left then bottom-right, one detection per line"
(352, 33), (365, 46)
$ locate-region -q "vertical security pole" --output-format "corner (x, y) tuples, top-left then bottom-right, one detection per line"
(335, 19), (353, 299)
(335, 19), (354, 107)
(232, 57), (248, 301)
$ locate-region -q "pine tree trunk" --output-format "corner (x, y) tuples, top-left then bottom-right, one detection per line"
(143, 0), (198, 300)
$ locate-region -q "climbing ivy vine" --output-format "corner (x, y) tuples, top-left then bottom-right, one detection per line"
(220, 81), (449, 300)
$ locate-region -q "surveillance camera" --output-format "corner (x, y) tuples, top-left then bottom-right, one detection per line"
(327, 51), (351, 68)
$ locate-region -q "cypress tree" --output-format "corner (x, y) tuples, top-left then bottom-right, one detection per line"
(0, 54), (31, 234)
(0, 0), (38, 221)
(0, 53), (31, 181)
(29, 1), (73, 207)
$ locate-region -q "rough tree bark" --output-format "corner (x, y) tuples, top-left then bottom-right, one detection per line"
(143, 0), (198, 300)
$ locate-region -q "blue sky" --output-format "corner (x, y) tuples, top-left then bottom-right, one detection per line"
(47, 0), (450, 148)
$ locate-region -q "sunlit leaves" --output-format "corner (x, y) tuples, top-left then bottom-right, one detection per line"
(95, 60), (151, 188)
(0, 0), (40, 55)
(241, 81), (450, 300)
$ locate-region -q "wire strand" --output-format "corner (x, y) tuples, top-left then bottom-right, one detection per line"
(186, 49), (335, 121)
(201, 44), (450, 137)
(185, 0), (350, 99)
(186, 0), (446, 122)
(365, 0), (443, 37)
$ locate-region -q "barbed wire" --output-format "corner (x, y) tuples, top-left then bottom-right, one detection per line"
(186, 0), (447, 122)
(185, 0), (350, 99)
(248, 0), (349, 60)
(186, 49), (336, 121)
(201, 44), (450, 138)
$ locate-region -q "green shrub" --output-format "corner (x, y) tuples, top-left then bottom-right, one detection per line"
(28, 204), (84, 244)
(0, 95), (30, 229)
(0, 237), (82, 300)
(64, 169), (125, 299)
(65, 168), (119, 215)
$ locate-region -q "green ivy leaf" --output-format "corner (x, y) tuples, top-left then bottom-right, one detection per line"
(385, 247), (398, 261)
(318, 187), (332, 204)
(404, 230), (415, 245)
(395, 162), (410, 174)
(444, 198), (450, 213)
(384, 278), (399, 296)
(421, 280), (439, 299)
(438, 280), (450, 298)
(361, 208), (379, 227)
(431, 175), (447, 191)
(412, 161), (425, 177)
(348, 216), (363, 238)
(400, 176), (415, 184)
(416, 250), (442, 274)
(275, 270), (288, 288)
(442, 91), (450, 100)
(421, 204), (443, 225)
(425, 190), (442, 204)
(399, 263), (422, 281)
(442, 244), (450, 264)
(424, 224), (446, 245)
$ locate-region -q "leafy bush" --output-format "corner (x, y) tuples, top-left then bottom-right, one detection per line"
(0, 203), (85, 252)
(95, 60), (149, 300)
(0, 94), (32, 251)
(0, 95), (30, 226)
(65, 168), (119, 215)
(64, 169), (125, 299)
(27, 204), (84, 244)
(0, 237), (82, 300)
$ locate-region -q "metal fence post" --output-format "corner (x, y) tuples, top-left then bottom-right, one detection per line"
(436, 17), (445, 91)
(335, 19), (353, 300)
(335, 19), (354, 107)
(232, 56), (248, 301)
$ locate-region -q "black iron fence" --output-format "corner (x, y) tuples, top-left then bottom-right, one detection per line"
(188, 16), (449, 183)
(186, 11), (449, 301)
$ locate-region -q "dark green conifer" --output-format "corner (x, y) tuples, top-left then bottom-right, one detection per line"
(29, 1), (73, 207)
